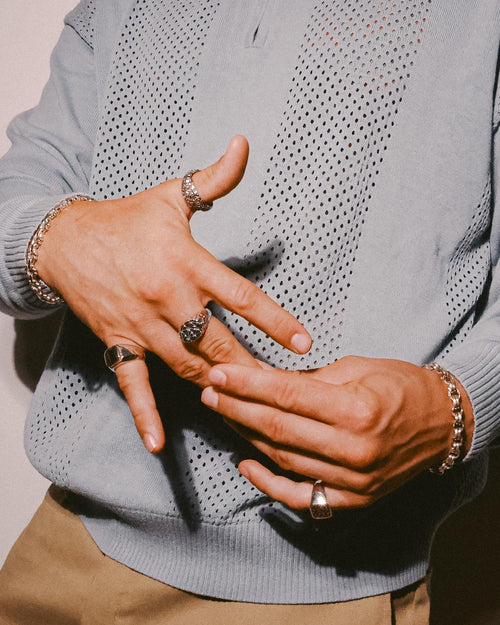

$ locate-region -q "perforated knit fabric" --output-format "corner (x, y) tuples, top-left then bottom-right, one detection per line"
(221, 1), (430, 368)
(26, 367), (91, 486)
(25, 313), (105, 487)
(3, 0), (500, 604)
(91, 0), (220, 199)
(67, 0), (95, 47)
(443, 180), (492, 354)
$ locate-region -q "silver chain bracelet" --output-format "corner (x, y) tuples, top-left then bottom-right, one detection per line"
(26, 194), (95, 305)
(423, 362), (466, 475)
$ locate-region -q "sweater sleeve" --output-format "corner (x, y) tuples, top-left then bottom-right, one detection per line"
(0, 3), (98, 319)
(440, 111), (500, 459)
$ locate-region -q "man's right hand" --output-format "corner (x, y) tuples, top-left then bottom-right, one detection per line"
(36, 136), (312, 453)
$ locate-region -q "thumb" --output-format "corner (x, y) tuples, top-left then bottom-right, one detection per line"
(154, 135), (249, 221)
(188, 134), (249, 204)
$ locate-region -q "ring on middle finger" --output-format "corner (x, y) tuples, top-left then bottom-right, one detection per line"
(179, 308), (212, 344)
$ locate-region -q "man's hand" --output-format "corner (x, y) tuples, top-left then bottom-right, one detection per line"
(36, 136), (312, 453)
(201, 356), (474, 510)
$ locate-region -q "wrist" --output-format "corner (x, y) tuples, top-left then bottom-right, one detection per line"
(27, 194), (95, 303)
(454, 377), (474, 457)
(423, 362), (473, 474)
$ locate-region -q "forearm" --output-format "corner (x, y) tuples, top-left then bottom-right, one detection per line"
(0, 23), (97, 318)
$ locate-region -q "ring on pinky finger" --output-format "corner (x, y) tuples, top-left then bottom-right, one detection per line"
(104, 344), (146, 371)
(238, 460), (372, 511)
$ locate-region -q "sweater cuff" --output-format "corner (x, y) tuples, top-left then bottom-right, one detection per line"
(1, 193), (85, 317)
(440, 341), (500, 461)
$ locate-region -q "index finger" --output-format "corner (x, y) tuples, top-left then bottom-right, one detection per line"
(197, 254), (312, 355)
(207, 364), (361, 424)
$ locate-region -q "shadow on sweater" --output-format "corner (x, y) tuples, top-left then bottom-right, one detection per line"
(14, 311), (63, 391)
(430, 449), (500, 625)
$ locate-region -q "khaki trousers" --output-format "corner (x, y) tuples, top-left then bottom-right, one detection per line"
(0, 487), (429, 625)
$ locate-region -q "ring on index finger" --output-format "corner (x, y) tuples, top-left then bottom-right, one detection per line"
(104, 344), (146, 372)
(181, 169), (213, 212)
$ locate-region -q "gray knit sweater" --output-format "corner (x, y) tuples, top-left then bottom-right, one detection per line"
(1, 0), (500, 603)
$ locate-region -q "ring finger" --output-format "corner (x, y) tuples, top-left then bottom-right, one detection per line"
(167, 302), (260, 370)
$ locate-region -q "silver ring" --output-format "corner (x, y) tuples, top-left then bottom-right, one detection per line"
(309, 480), (332, 520)
(104, 344), (146, 372)
(179, 308), (212, 344)
(181, 169), (213, 212)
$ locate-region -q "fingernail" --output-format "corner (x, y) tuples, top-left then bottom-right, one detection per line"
(256, 359), (274, 370)
(201, 386), (219, 409)
(208, 368), (227, 386)
(144, 433), (159, 453)
(238, 462), (249, 479)
(291, 333), (312, 354)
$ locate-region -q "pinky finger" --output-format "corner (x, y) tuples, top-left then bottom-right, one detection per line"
(114, 359), (165, 454)
(237, 460), (372, 511)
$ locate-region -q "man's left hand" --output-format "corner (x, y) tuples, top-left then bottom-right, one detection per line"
(201, 356), (473, 510)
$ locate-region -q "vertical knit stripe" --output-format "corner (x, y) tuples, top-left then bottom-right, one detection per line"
(218, 0), (431, 370)
(90, 0), (221, 200)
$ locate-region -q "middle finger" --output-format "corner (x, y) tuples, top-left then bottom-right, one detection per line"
(229, 423), (369, 495)
(143, 316), (258, 386)
(194, 250), (312, 354)
(200, 385), (357, 467)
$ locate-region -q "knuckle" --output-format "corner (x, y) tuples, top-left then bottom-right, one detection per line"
(351, 390), (380, 432)
(116, 366), (135, 395)
(270, 309), (295, 339)
(352, 471), (381, 496)
(341, 468), (384, 501)
(274, 371), (302, 409)
(231, 279), (258, 313)
(265, 412), (288, 443)
(338, 355), (361, 367)
(365, 475), (384, 497)
(357, 494), (377, 509)
(348, 441), (380, 472)
(135, 277), (166, 304)
(175, 358), (205, 383)
(271, 447), (294, 472)
(131, 408), (151, 434)
(201, 333), (235, 363)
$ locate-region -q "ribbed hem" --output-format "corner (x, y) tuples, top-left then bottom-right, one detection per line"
(81, 510), (429, 604)
(1, 193), (84, 316)
(66, 448), (488, 605)
(441, 341), (500, 460)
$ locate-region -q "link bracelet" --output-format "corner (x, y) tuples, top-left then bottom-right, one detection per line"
(26, 194), (95, 304)
(423, 362), (466, 475)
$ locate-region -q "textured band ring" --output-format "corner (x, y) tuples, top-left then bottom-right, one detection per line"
(179, 308), (212, 344)
(181, 169), (213, 212)
(104, 344), (146, 372)
(309, 480), (333, 520)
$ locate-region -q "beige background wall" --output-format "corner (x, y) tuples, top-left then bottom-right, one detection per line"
(0, 2), (499, 623)
(0, 0), (76, 566)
